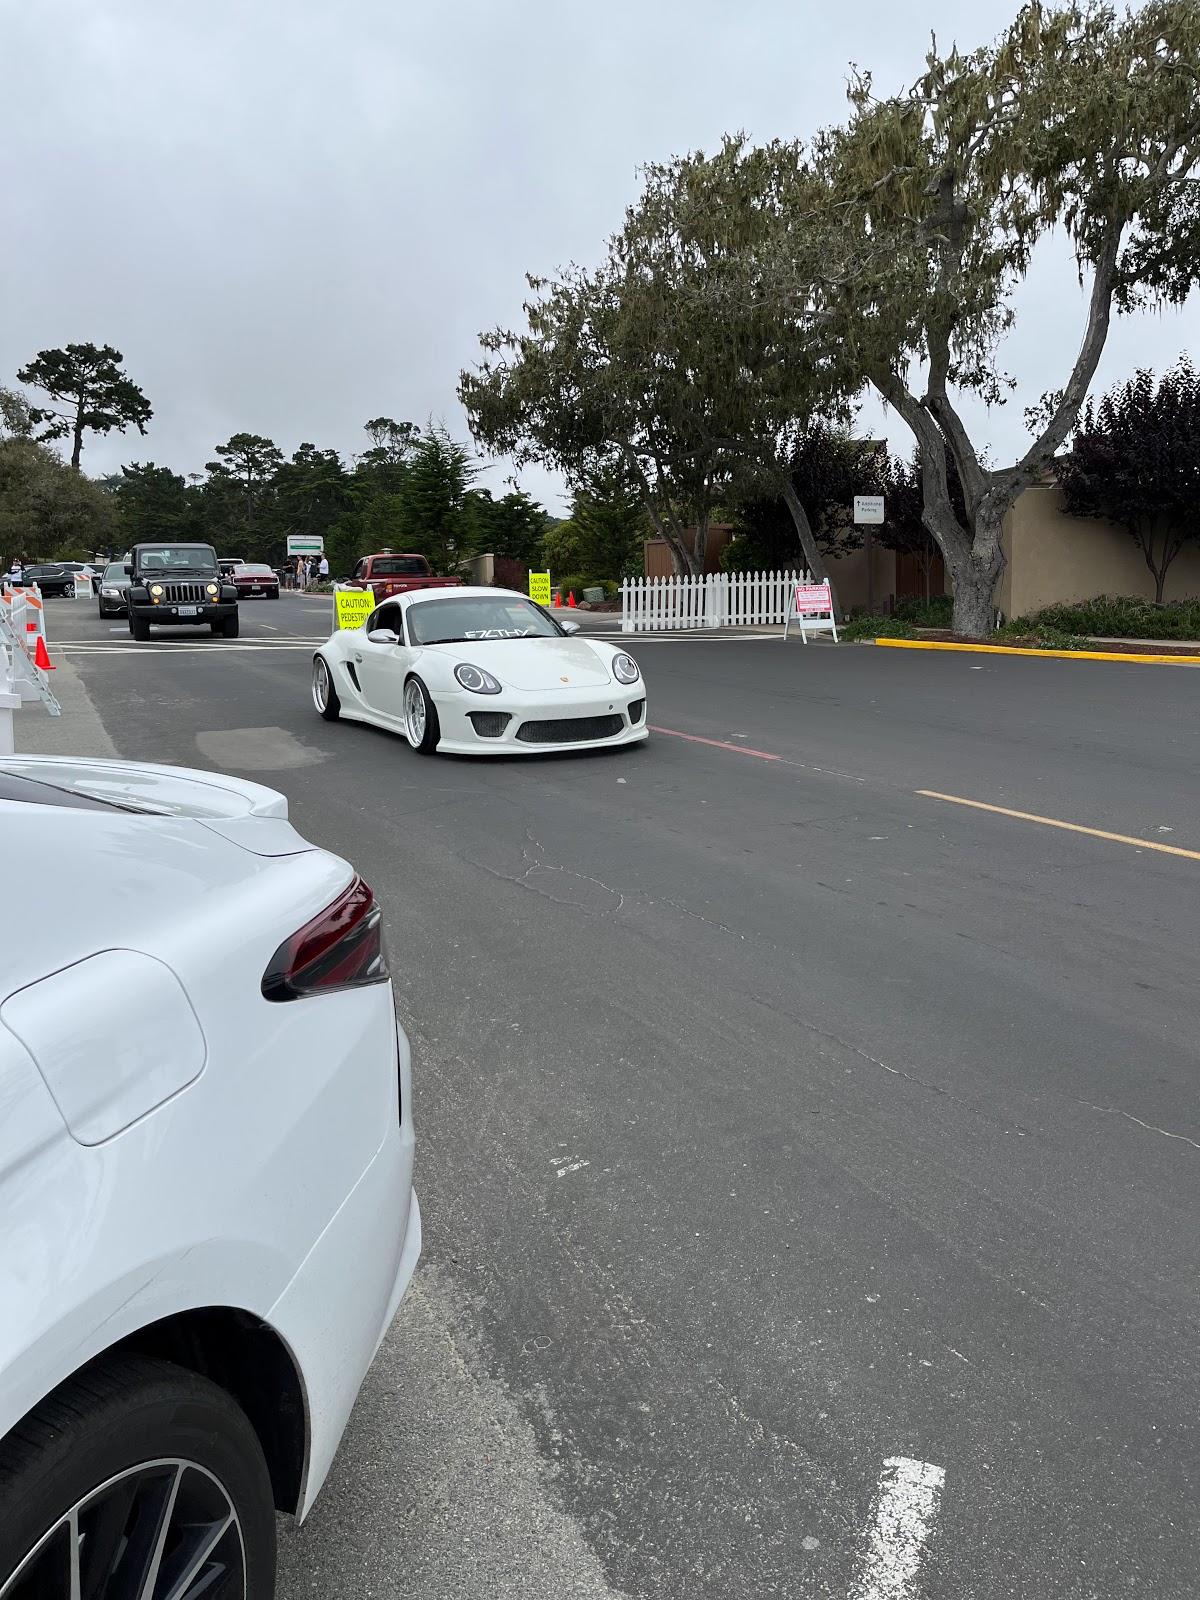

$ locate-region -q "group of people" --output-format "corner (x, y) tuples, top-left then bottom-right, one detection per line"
(281, 553), (330, 590)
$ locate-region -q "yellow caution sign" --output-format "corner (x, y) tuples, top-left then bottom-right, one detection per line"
(528, 571), (552, 607)
(334, 589), (375, 630)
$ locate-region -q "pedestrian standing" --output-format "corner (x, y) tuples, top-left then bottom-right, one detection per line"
(318, 552), (330, 585)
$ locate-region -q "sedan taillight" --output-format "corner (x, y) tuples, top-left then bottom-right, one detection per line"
(262, 875), (389, 1002)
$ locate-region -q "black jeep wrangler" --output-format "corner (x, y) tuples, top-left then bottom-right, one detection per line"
(125, 543), (239, 640)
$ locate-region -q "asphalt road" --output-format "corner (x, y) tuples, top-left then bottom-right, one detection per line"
(29, 594), (1200, 1599)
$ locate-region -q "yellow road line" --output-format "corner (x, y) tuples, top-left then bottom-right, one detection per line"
(876, 638), (1200, 665)
(917, 790), (1200, 862)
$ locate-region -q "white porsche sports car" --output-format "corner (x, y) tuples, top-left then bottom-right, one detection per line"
(312, 586), (648, 756)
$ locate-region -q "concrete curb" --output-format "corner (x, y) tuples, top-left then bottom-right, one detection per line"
(874, 638), (1200, 667)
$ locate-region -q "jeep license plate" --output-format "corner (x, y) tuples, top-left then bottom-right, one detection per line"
(177, 605), (199, 617)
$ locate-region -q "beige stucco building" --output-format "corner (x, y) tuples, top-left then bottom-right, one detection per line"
(825, 483), (1200, 618)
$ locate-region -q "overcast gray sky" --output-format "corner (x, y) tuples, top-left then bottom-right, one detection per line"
(3, 0), (1196, 511)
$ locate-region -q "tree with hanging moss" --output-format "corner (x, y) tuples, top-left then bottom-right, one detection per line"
(788, 0), (1200, 633)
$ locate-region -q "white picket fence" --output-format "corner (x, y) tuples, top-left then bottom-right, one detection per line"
(620, 570), (809, 632)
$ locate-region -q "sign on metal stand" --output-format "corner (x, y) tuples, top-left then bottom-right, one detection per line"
(333, 586), (374, 630)
(783, 579), (839, 643)
(854, 495), (885, 615)
(528, 571), (552, 607)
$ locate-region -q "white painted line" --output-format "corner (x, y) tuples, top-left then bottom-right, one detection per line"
(852, 1457), (945, 1600)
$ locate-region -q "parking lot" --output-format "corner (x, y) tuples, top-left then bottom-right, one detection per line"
(27, 591), (1200, 1599)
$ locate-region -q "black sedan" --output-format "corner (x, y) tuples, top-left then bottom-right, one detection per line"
(20, 564), (78, 597)
(97, 562), (132, 617)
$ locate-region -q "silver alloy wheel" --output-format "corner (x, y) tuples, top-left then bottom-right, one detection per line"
(312, 657), (329, 713)
(404, 679), (426, 745)
(0, 1457), (246, 1598)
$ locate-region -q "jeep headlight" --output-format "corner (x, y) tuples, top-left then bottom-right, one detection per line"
(149, 583), (164, 599)
(206, 583), (219, 596)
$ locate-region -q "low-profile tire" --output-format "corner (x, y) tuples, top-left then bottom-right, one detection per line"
(63, 582), (74, 599)
(312, 654), (341, 721)
(129, 614), (151, 641)
(222, 614), (239, 638)
(0, 1355), (276, 1599)
(403, 675), (440, 755)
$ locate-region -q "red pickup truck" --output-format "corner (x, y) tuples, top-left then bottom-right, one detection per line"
(346, 553), (464, 601)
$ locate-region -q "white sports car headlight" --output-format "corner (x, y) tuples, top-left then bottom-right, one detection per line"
(454, 663), (503, 694)
(612, 652), (640, 685)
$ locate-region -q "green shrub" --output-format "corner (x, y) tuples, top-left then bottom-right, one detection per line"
(553, 572), (592, 601)
(839, 615), (917, 641)
(894, 594), (953, 627)
(1025, 594), (1200, 640)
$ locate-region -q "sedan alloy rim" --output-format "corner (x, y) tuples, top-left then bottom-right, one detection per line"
(404, 681), (425, 743)
(0, 1457), (246, 1599)
(312, 658), (328, 712)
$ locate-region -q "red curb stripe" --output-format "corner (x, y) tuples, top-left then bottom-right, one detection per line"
(649, 725), (781, 761)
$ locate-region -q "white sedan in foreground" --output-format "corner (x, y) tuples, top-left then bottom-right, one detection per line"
(0, 755), (419, 1599)
(312, 586), (648, 755)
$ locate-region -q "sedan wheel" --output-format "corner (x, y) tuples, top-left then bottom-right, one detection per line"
(0, 1356), (275, 1599)
(2, 1457), (246, 1599)
(63, 583), (74, 599)
(403, 676), (440, 754)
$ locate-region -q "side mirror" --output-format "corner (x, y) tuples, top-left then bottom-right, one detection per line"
(123, 563), (134, 577)
(366, 628), (400, 645)
(560, 619), (581, 636)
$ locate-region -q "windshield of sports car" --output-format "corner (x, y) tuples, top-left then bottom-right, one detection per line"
(407, 595), (561, 646)
(239, 564), (274, 576)
(136, 545), (219, 576)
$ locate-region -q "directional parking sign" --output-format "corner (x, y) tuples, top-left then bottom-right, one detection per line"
(334, 589), (374, 630)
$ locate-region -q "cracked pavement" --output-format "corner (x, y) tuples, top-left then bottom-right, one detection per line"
(33, 596), (1200, 1599)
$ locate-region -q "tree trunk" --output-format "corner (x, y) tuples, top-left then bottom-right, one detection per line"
(930, 490), (1004, 638)
(949, 561), (998, 636)
(779, 476), (843, 619)
(71, 411), (84, 471)
(693, 507), (710, 576)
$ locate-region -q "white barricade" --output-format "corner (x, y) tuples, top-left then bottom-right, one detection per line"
(782, 579), (839, 643)
(621, 570), (807, 632)
(0, 583), (60, 749)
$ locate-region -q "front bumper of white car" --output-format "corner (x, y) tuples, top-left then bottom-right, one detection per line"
(434, 682), (649, 754)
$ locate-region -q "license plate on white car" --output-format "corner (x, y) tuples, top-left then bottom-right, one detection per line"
(177, 605), (199, 617)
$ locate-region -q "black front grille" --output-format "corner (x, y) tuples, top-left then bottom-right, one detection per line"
(468, 711), (512, 738)
(627, 698), (645, 724)
(161, 582), (207, 605)
(516, 714), (624, 745)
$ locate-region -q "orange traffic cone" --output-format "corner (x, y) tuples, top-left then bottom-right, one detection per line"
(553, 588), (561, 607)
(567, 591), (577, 608)
(34, 635), (54, 671)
